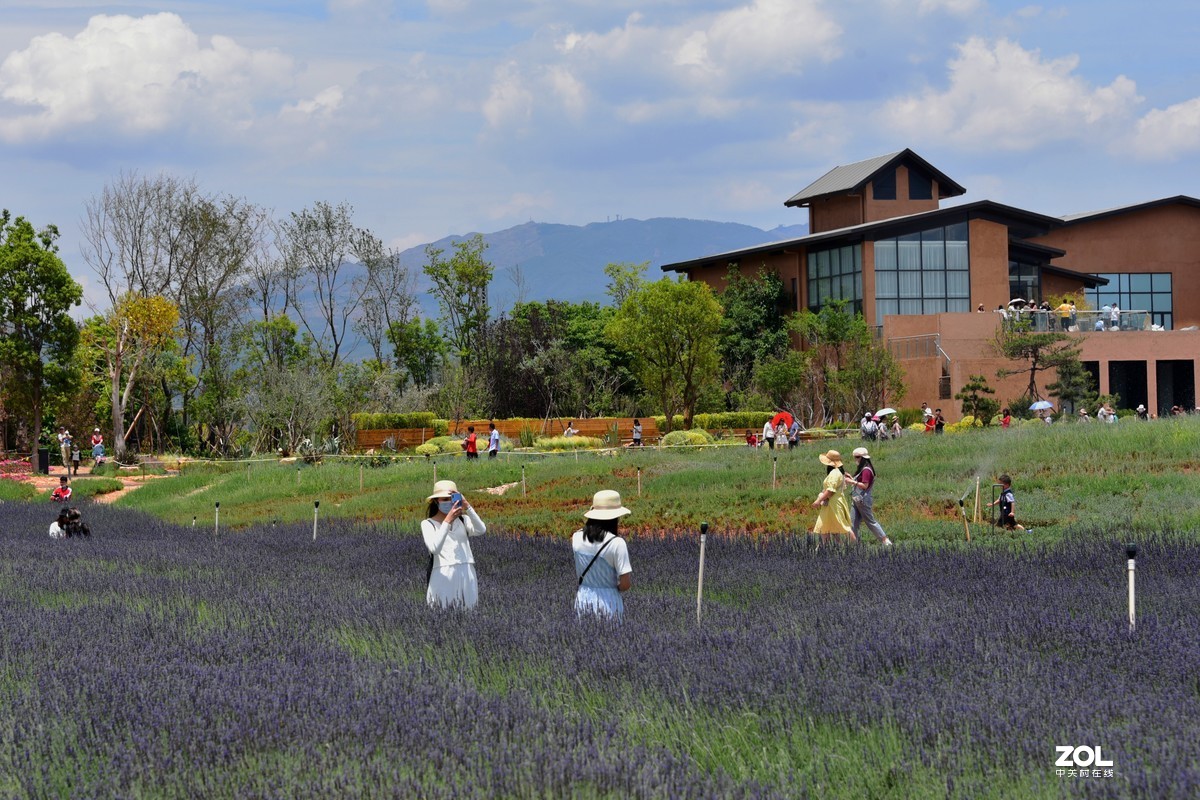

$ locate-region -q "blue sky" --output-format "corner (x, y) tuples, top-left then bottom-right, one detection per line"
(3, 1), (1199, 303)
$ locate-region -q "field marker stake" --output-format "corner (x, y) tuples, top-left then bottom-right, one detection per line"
(433, 463), (437, 483)
(637, 466), (642, 497)
(957, 498), (970, 542)
(696, 521), (709, 624)
(974, 476), (981, 522)
(772, 456), (777, 489)
(192, 515), (196, 529)
(522, 464), (526, 496)
(1126, 543), (1137, 633)
(313, 501), (320, 541)
(296, 465), (300, 486)
(359, 463), (364, 492)
(214, 502), (220, 537)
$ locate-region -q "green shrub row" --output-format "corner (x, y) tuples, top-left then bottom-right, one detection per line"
(535, 436), (603, 451)
(352, 412), (438, 431)
(653, 412), (777, 431)
(660, 430), (716, 447)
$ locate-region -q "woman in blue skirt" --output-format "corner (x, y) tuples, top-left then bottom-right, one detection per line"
(572, 490), (633, 619)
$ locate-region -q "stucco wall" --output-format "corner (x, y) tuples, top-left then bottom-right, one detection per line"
(1034, 203), (1200, 328)
(809, 195), (863, 233)
(967, 218), (1011, 312)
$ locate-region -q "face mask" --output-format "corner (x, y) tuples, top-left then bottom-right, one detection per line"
(437, 500), (454, 515)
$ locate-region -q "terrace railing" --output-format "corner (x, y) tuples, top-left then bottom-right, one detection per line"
(1003, 309), (1151, 333)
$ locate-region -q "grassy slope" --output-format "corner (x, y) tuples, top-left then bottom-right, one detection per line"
(116, 417), (1200, 542)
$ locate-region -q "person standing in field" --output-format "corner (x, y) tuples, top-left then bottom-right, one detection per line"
(844, 447), (892, 546)
(563, 421), (579, 437)
(57, 427), (72, 470)
(631, 418), (643, 447)
(934, 409), (946, 434)
(762, 419), (776, 450)
(788, 417), (802, 449)
(422, 480), (487, 609)
(487, 422), (500, 459)
(811, 450), (854, 544)
(572, 490), (633, 619)
(1000, 408), (1012, 429)
(462, 426), (479, 459)
(986, 474), (1030, 533)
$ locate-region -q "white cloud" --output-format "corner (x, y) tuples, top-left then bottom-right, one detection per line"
(1132, 97), (1200, 160)
(0, 13), (293, 143)
(879, 37), (1140, 151)
(282, 86), (345, 119)
(546, 66), (587, 119)
(487, 190), (556, 220)
(482, 61), (534, 128)
(916, 0), (982, 14)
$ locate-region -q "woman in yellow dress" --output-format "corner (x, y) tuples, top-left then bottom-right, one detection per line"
(811, 449), (855, 544)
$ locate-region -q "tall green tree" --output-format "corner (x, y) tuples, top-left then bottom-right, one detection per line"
(606, 278), (722, 431)
(778, 301), (905, 424)
(0, 212), (82, 455)
(954, 374), (1000, 425)
(387, 318), (446, 390)
(994, 323), (1081, 401)
(718, 267), (791, 398)
(423, 234), (493, 364)
(1047, 354), (1097, 416)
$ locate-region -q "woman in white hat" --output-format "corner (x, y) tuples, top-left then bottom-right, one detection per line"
(572, 490), (633, 619)
(811, 450), (854, 544)
(422, 479), (487, 609)
(844, 447), (892, 546)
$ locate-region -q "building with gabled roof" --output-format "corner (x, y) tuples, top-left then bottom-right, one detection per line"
(662, 150), (1200, 417)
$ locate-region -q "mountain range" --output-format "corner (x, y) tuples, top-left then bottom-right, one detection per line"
(401, 217), (810, 313)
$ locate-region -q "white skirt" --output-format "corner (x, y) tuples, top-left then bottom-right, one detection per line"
(427, 563), (478, 609)
(575, 586), (623, 619)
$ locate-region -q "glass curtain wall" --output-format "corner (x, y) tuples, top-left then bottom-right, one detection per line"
(874, 222), (970, 319)
(1086, 273), (1173, 329)
(806, 245), (863, 314)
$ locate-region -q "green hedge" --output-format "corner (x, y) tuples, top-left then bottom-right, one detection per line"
(660, 430), (716, 447)
(352, 412), (438, 431)
(653, 412), (777, 431)
(534, 436), (603, 451)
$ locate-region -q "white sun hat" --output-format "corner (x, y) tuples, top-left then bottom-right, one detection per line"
(584, 489), (631, 520)
(426, 480), (459, 500)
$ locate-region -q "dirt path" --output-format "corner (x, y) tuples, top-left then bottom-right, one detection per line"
(24, 464), (173, 504)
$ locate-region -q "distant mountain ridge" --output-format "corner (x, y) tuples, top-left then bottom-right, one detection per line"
(401, 217), (809, 311)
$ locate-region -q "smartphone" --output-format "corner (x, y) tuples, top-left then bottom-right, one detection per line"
(450, 492), (464, 507)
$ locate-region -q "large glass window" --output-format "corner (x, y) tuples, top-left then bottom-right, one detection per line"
(909, 170), (933, 200)
(874, 222), (970, 319)
(1009, 261), (1040, 305)
(1086, 273), (1173, 329)
(873, 169), (896, 200)
(807, 245), (862, 314)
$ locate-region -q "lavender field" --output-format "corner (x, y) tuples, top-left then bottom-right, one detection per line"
(1, 500), (1197, 798)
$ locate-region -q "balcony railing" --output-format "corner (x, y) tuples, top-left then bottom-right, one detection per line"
(1002, 309), (1151, 333)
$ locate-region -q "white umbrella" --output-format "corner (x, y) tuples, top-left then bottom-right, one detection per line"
(1008, 298), (1027, 307)
(875, 407), (897, 417)
(1029, 400), (1054, 411)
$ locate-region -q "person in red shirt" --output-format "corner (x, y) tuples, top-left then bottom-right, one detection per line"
(745, 429), (758, 447)
(463, 426), (479, 459)
(51, 476), (72, 502)
(1000, 408), (1012, 429)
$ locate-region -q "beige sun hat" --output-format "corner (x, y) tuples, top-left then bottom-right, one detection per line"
(852, 447), (870, 459)
(584, 489), (631, 520)
(426, 479), (459, 500)
(818, 449), (843, 467)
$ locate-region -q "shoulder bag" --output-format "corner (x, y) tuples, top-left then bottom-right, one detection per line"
(578, 535), (618, 587)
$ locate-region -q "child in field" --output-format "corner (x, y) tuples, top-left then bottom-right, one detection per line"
(987, 474), (1031, 533)
(71, 444), (81, 476)
(51, 476), (72, 503)
(745, 429), (758, 448)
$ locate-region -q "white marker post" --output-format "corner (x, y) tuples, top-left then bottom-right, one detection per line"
(359, 463), (364, 492)
(522, 464), (526, 496)
(296, 465), (301, 486)
(192, 515), (196, 529)
(1126, 542), (1137, 633)
(433, 462), (437, 483)
(214, 502), (220, 537)
(696, 522), (709, 624)
(313, 501), (320, 541)
(637, 466), (642, 497)
(772, 456), (778, 489)
(974, 476), (981, 523)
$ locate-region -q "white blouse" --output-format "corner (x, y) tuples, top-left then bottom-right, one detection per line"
(421, 508), (486, 567)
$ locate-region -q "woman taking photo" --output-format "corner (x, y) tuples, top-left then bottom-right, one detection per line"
(845, 447), (893, 547)
(811, 450), (854, 544)
(572, 490), (633, 619)
(422, 480), (487, 609)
